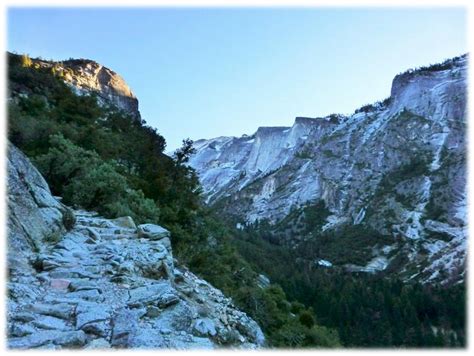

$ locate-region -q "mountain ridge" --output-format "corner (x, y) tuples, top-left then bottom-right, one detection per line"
(189, 54), (468, 285)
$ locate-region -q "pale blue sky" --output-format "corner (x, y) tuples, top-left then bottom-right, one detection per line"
(8, 7), (466, 150)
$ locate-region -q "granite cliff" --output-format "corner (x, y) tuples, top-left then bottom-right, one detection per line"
(189, 55), (468, 285)
(15, 55), (141, 120)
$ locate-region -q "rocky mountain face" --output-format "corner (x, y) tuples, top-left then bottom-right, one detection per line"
(31, 56), (141, 120)
(7, 143), (264, 349)
(189, 55), (468, 285)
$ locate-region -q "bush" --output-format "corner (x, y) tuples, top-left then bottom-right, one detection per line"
(398, 54), (466, 76)
(35, 134), (160, 224)
(354, 97), (391, 114)
(304, 325), (341, 347)
(299, 310), (316, 328)
(62, 208), (76, 231)
(43, 230), (62, 244)
(273, 321), (340, 348)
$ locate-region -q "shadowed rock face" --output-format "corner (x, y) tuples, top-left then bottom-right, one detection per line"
(7, 144), (68, 277)
(7, 143), (264, 350)
(189, 55), (468, 285)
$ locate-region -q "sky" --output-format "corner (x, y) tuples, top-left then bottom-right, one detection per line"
(7, 7), (467, 151)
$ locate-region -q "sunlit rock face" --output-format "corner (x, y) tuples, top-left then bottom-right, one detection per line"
(34, 58), (141, 120)
(189, 55), (468, 285)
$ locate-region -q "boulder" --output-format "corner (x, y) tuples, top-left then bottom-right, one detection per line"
(76, 308), (110, 329)
(29, 303), (73, 320)
(9, 323), (36, 337)
(7, 144), (65, 268)
(127, 282), (177, 308)
(193, 318), (217, 337)
(50, 279), (71, 291)
(8, 330), (87, 349)
(53, 330), (87, 347)
(11, 312), (36, 323)
(236, 317), (265, 346)
(110, 309), (138, 348)
(111, 238), (174, 280)
(32, 315), (69, 331)
(137, 224), (170, 241)
(111, 216), (137, 229)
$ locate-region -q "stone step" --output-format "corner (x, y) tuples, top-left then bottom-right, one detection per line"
(48, 269), (99, 280)
(75, 218), (118, 229)
(100, 234), (138, 241)
(31, 315), (71, 331)
(29, 303), (74, 320)
(73, 210), (99, 217)
(8, 330), (87, 349)
(75, 225), (137, 238)
(67, 289), (103, 302)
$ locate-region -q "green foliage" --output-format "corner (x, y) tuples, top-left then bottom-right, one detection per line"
(424, 198), (447, 222)
(248, 200), (330, 245)
(299, 310), (316, 328)
(295, 149), (312, 159)
(233, 225), (466, 348)
(303, 225), (391, 265)
(273, 321), (340, 348)
(322, 149), (337, 158)
(383, 158), (430, 188)
(354, 97), (391, 114)
(301, 200), (331, 233)
(366, 156), (431, 222)
(7, 53), (340, 348)
(34, 134), (160, 224)
(173, 138), (196, 164)
(43, 230), (62, 244)
(398, 54), (466, 77)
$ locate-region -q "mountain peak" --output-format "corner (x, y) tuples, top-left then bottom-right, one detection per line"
(9, 52), (141, 120)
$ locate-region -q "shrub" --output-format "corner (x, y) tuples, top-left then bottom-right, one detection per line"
(398, 54), (466, 77)
(354, 97), (391, 114)
(273, 321), (340, 347)
(290, 301), (305, 314)
(299, 310), (316, 328)
(35, 134), (160, 224)
(62, 208), (76, 231)
(304, 325), (341, 347)
(43, 230), (62, 244)
(295, 149), (312, 159)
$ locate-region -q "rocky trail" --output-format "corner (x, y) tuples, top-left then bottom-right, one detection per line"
(7, 144), (264, 349)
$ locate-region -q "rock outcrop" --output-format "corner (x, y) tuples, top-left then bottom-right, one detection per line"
(7, 144), (264, 350)
(31, 56), (141, 120)
(189, 54), (468, 285)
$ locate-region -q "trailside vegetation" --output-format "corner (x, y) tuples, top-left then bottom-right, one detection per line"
(7, 52), (339, 348)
